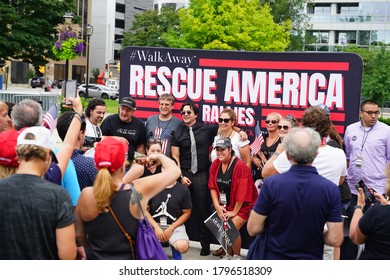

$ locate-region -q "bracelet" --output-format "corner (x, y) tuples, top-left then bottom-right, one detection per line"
(74, 112), (83, 119)
(354, 205), (364, 210)
(73, 113), (82, 122)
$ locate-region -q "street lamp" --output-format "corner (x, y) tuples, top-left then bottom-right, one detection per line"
(85, 24), (93, 100)
(63, 12), (74, 81)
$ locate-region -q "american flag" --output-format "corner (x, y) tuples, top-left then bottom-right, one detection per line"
(42, 105), (58, 132)
(250, 122), (264, 155)
(153, 127), (169, 155)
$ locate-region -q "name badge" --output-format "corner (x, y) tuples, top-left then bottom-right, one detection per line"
(220, 193), (227, 205)
(160, 216), (167, 228)
(356, 156), (363, 167)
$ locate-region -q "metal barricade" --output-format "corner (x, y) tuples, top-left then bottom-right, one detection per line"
(0, 90), (61, 113)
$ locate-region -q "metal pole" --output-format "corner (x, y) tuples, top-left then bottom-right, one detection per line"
(86, 35), (90, 100)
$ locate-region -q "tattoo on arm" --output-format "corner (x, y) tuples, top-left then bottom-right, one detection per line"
(130, 190), (143, 205)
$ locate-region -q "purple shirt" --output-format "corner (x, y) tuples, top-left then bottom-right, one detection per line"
(344, 120), (390, 194)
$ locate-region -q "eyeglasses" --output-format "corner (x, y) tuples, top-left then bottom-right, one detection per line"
(181, 110), (192, 115)
(218, 118), (231, 124)
(265, 120), (278, 124)
(277, 125), (290, 130)
(361, 110), (380, 116)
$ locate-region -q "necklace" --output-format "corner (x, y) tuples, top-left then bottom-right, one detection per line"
(267, 135), (279, 147)
(220, 129), (233, 138)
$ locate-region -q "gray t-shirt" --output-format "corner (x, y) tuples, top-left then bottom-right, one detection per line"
(0, 174), (75, 259)
(146, 114), (182, 157)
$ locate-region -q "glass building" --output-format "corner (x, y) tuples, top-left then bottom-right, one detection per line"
(305, 1), (390, 51)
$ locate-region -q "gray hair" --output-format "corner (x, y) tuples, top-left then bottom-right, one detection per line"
(283, 127), (320, 165)
(11, 99), (42, 130)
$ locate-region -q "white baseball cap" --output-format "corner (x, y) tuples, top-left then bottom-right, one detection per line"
(17, 126), (56, 152)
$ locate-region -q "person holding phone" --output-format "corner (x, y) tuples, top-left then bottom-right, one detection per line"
(349, 164), (390, 259)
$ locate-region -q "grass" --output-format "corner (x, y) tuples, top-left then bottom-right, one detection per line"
(81, 97), (119, 114)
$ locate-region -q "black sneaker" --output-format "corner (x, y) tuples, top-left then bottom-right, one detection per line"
(200, 247), (210, 256)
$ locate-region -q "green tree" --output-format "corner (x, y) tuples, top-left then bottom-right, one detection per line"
(260, 0), (310, 51)
(344, 45), (390, 110)
(121, 6), (180, 48)
(163, 0), (291, 51)
(0, 0), (75, 70)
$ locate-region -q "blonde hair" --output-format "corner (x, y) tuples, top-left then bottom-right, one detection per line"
(267, 112), (282, 122)
(16, 144), (50, 162)
(0, 166), (17, 179)
(93, 168), (117, 212)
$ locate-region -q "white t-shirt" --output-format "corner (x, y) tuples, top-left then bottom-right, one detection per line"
(273, 145), (346, 185)
(210, 133), (250, 162)
(85, 118), (102, 138)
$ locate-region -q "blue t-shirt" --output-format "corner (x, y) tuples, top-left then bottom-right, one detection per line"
(253, 165), (341, 260)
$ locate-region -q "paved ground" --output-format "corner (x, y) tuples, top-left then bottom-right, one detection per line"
(163, 241), (248, 260)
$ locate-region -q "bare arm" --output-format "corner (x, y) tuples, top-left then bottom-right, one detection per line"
(56, 96), (83, 177)
(349, 188), (367, 244)
(122, 163), (145, 184)
(130, 154), (181, 219)
(171, 146), (181, 170)
(247, 210), (267, 236)
(323, 222), (343, 247)
(239, 145), (252, 170)
(56, 224), (77, 260)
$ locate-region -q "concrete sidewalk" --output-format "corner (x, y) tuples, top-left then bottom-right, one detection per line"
(163, 241), (248, 260)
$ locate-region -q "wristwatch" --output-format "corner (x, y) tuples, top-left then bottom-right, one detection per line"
(179, 174), (184, 180)
(354, 205), (364, 210)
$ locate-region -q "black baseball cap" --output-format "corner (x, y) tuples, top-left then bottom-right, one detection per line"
(120, 97), (136, 110)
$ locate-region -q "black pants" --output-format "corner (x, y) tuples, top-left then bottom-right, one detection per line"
(183, 170), (212, 249)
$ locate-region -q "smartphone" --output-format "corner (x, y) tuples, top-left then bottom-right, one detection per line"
(64, 80), (77, 105)
(355, 180), (377, 206)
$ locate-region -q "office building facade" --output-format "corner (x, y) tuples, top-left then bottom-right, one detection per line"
(305, 0), (390, 51)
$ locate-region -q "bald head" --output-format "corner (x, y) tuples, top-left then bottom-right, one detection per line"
(283, 127), (320, 165)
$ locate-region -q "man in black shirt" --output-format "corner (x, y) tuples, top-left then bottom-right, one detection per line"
(100, 97), (146, 162)
(171, 102), (217, 256)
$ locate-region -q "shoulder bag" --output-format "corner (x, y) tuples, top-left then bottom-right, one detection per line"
(130, 184), (169, 260)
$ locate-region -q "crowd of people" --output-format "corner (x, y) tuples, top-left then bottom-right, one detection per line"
(0, 95), (389, 260)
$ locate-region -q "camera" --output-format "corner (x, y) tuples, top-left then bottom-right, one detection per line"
(83, 136), (101, 148)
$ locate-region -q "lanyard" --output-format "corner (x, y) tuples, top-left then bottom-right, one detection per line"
(361, 124), (373, 152)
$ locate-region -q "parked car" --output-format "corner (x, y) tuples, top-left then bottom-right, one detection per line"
(30, 77), (45, 88)
(77, 84), (119, 100)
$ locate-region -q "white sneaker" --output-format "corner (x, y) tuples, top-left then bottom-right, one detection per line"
(224, 254), (242, 260)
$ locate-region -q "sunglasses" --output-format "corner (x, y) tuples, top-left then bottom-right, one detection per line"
(277, 125), (290, 130)
(181, 110), (192, 115)
(218, 118), (231, 124)
(265, 120), (278, 124)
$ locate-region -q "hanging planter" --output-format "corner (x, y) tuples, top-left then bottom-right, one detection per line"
(53, 23), (84, 61)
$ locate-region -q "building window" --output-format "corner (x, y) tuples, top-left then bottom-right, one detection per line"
(72, 65), (85, 84)
(308, 4), (331, 15)
(116, 3), (125, 13)
(312, 31), (329, 44)
(54, 64), (66, 81)
(162, 3), (177, 10)
(336, 31), (357, 45)
(337, 3), (359, 14)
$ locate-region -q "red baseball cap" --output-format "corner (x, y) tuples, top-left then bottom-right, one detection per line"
(94, 137), (128, 172)
(0, 129), (20, 168)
